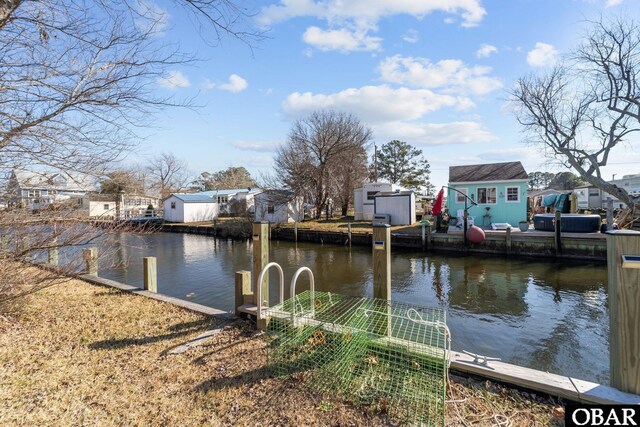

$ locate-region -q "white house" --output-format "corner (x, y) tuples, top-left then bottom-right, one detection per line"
(79, 193), (160, 219)
(200, 188), (261, 215)
(373, 191), (416, 225)
(7, 169), (97, 209)
(354, 182), (400, 221)
(163, 194), (219, 223)
(254, 190), (303, 223)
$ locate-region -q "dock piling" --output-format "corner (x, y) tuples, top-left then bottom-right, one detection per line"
(554, 210), (562, 256)
(606, 230), (640, 395)
(372, 224), (391, 336)
(506, 227), (512, 256)
(83, 247), (98, 276)
(235, 270), (252, 315)
(143, 256), (157, 292)
(253, 222), (269, 310)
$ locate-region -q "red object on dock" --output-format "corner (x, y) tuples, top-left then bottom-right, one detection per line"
(432, 188), (444, 215)
(467, 225), (486, 244)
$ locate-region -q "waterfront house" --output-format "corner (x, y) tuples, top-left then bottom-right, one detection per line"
(163, 193), (218, 223)
(447, 161), (528, 228)
(254, 190), (303, 223)
(79, 193), (160, 219)
(7, 169), (97, 209)
(353, 182), (402, 221)
(199, 187), (261, 216)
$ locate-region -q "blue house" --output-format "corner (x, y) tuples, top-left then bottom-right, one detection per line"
(447, 161), (529, 228)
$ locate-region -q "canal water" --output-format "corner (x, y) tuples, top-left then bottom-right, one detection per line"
(99, 232), (609, 384)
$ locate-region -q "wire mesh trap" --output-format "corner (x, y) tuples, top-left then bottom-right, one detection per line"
(264, 291), (449, 426)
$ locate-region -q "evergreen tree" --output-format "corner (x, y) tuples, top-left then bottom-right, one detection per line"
(375, 140), (432, 193)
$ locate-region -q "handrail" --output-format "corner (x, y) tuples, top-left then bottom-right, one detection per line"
(290, 267), (315, 318)
(256, 262), (284, 319)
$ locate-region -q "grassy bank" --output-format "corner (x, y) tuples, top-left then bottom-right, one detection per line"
(1, 278), (563, 426)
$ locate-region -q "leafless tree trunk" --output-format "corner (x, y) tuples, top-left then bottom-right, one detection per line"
(274, 110), (372, 219)
(512, 17), (640, 210)
(146, 152), (191, 198)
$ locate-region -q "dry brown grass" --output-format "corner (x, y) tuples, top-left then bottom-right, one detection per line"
(0, 279), (563, 426)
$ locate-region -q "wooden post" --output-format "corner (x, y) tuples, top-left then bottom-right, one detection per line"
(48, 246), (59, 266)
(421, 224), (426, 252)
(213, 219), (218, 237)
(347, 222), (352, 247)
(372, 225), (391, 300)
(606, 230), (640, 394)
(143, 256), (157, 292)
(372, 224), (391, 336)
(554, 210), (562, 256)
(606, 198), (614, 231)
(294, 221), (298, 242)
(235, 270), (252, 315)
(83, 247), (98, 276)
(426, 225), (432, 249)
(0, 235), (8, 252)
(505, 227), (512, 256)
(252, 222), (269, 305)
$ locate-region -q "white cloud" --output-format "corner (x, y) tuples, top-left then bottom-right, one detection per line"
(403, 29), (419, 44)
(527, 42), (558, 67)
(375, 121), (497, 145)
(476, 44), (498, 58)
(283, 85), (459, 122)
(605, 0), (624, 6)
(232, 140), (280, 152)
(378, 55), (502, 96)
(135, 0), (170, 36)
(157, 71), (190, 89)
(218, 74), (249, 93)
(303, 26), (381, 52)
(258, 0), (486, 28)
(259, 0), (485, 52)
(200, 78), (216, 91)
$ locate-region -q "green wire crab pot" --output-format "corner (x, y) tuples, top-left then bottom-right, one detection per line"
(265, 291), (448, 427)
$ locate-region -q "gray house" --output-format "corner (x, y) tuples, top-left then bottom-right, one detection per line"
(7, 169), (97, 209)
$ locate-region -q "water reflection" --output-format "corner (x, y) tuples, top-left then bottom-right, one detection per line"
(100, 232), (609, 383)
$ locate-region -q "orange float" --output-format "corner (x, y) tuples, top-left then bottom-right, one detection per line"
(467, 225), (486, 244)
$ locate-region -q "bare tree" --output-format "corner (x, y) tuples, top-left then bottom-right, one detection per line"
(512, 17), (640, 210)
(0, 0), (261, 309)
(274, 110), (372, 219)
(100, 168), (146, 195)
(146, 152), (191, 198)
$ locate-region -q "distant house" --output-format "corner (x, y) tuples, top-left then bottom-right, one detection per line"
(200, 188), (261, 216)
(254, 190), (303, 223)
(373, 191), (416, 225)
(447, 161), (528, 228)
(7, 169), (97, 209)
(354, 182), (402, 221)
(163, 194), (218, 223)
(79, 193), (160, 219)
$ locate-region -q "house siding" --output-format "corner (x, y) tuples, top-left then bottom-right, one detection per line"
(447, 181), (528, 227)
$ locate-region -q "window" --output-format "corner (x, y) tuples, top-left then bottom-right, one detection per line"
(589, 190), (600, 196)
(455, 188), (468, 203)
(103, 204), (110, 210)
(267, 203), (275, 214)
(170, 202), (176, 209)
(366, 191), (378, 201)
(506, 186), (520, 202)
(477, 187), (497, 204)
(217, 196), (228, 204)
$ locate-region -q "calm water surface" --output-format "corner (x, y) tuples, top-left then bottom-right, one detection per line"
(100, 232), (609, 383)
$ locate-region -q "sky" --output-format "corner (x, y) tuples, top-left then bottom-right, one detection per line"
(134, 0), (640, 189)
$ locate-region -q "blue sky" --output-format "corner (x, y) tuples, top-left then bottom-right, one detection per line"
(135, 0), (640, 188)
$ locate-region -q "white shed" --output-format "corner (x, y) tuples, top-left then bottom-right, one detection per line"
(200, 188), (262, 215)
(354, 182), (398, 221)
(163, 194), (219, 223)
(374, 191), (416, 225)
(254, 190), (303, 223)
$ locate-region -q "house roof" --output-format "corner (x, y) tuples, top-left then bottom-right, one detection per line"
(169, 194), (216, 203)
(200, 188), (262, 197)
(449, 162), (528, 183)
(12, 169), (98, 192)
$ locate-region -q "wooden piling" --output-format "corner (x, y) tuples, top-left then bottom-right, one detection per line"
(252, 222), (269, 306)
(554, 210), (562, 256)
(48, 246), (59, 266)
(372, 225), (391, 300)
(427, 225), (432, 249)
(347, 222), (352, 247)
(506, 227), (512, 256)
(143, 256), (157, 293)
(606, 230), (640, 395)
(83, 247), (98, 276)
(294, 221), (298, 242)
(606, 198), (613, 230)
(421, 224), (426, 252)
(235, 270), (252, 315)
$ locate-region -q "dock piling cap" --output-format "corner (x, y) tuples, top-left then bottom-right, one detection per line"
(373, 224), (391, 228)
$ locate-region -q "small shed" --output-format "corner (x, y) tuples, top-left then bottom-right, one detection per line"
(200, 188), (262, 215)
(163, 194), (218, 223)
(254, 190), (303, 223)
(354, 182), (399, 221)
(373, 191), (416, 225)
